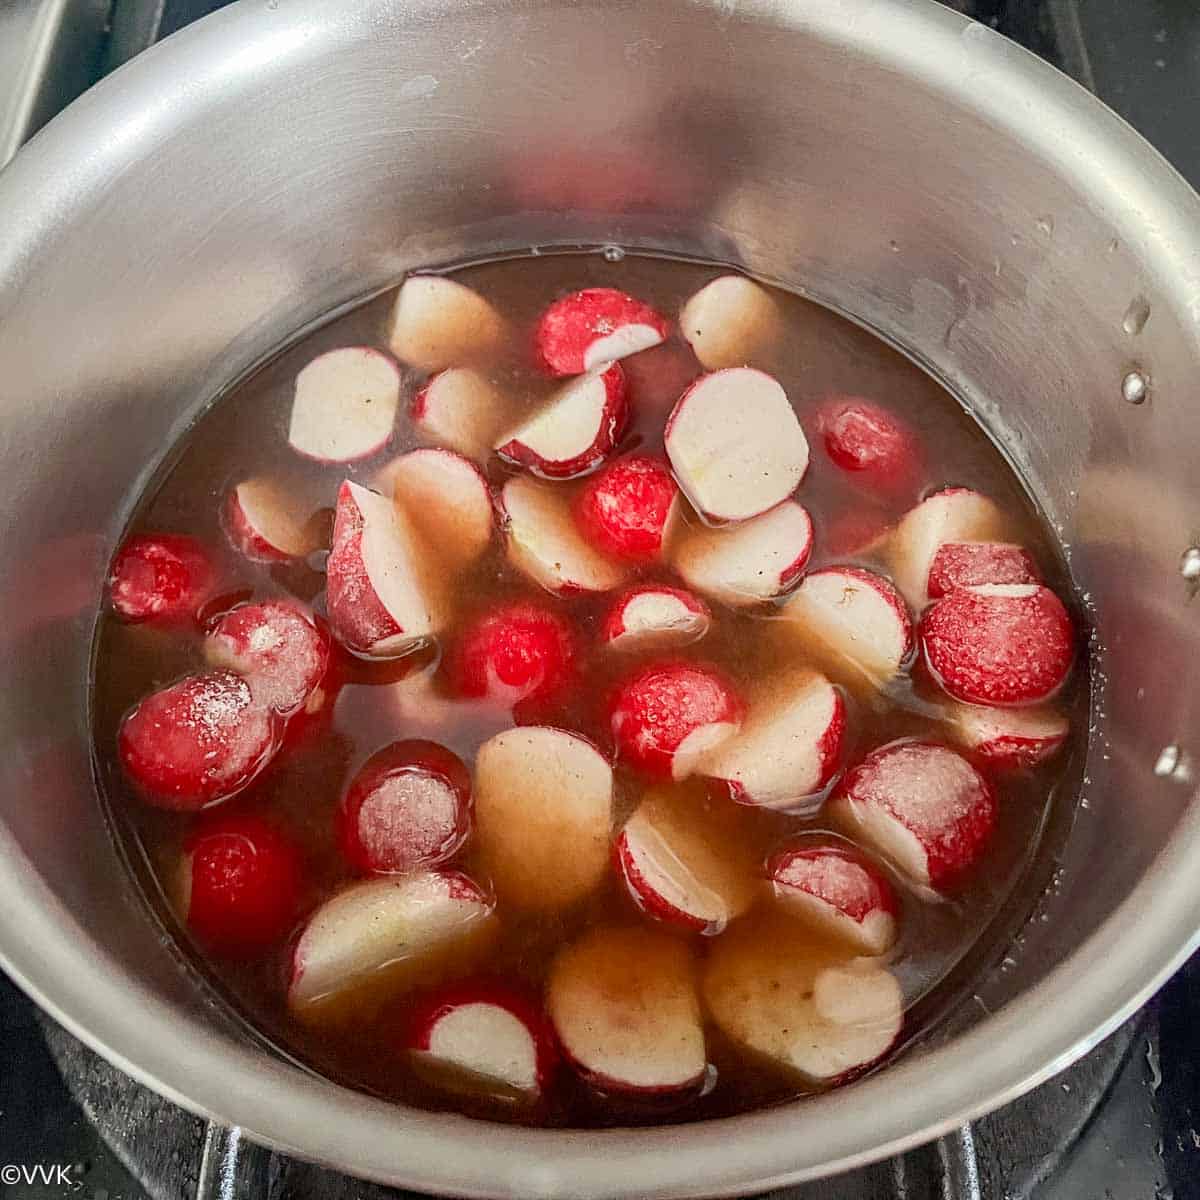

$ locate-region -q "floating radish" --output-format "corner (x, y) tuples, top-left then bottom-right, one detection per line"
(679, 274), (780, 370)
(288, 347), (401, 463)
(921, 583), (1074, 706)
(387, 276), (508, 372)
(473, 727), (613, 910)
(534, 287), (669, 376)
(224, 478), (318, 564)
(945, 703), (1070, 770)
(824, 508), (891, 559)
(817, 398), (922, 496)
(672, 500), (813, 607)
(547, 926), (706, 1094)
(573, 453), (679, 562)
(926, 541), (1040, 599)
(495, 364), (628, 479)
(411, 368), (513, 462)
(828, 740), (996, 894)
(600, 586), (711, 653)
(108, 533), (216, 625)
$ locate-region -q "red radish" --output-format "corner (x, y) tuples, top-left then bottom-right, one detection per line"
(601, 585), (711, 653)
(180, 813), (305, 958)
(338, 740), (471, 875)
(945, 702), (1069, 770)
(573, 453), (679, 563)
(204, 601), (330, 715)
(534, 287), (669, 376)
(547, 926), (706, 1094)
(224, 478), (318, 564)
(287, 347), (401, 463)
(499, 475), (630, 595)
(108, 533), (215, 625)
(767, 839), (899, 955)
(620, 339), (701, 413)
(607, 660), (742, 781)
(679, 274), (780, 370)
(665, 369), (809, 523)
(921, 583), (1074, 706)
(703, 672), (844, 809)
(405, 979), (558, 1101)
(495, 364), (628, 479)
(817, 398), (922, 495)
(828, 740), (996, 893)
(824, 508), (891, 559)
(474, 727), (613, 911)
(672, 500), (813, 607)
(704, 914), (903, 1084)
(387, 275), (508, 372)
(326, 480), (444, 658)
(118, 671), (281, 811)
(614, 790), (757, 935)
(926, 541), (1040, 599)
(288, 870), (495, 1013)
(411, 368), (513, 462)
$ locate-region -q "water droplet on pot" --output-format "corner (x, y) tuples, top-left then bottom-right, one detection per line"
(1122, 370), (1149, 404)
(1123, 295), (1151, 336)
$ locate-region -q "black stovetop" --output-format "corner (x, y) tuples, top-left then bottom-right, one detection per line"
(1, 2), (1197, 1197)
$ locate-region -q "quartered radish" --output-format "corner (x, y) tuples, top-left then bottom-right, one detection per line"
(926, 541), (1039, 599)
(534, 287), (669, 376)
(679, 274), (780, 370)
(944, 702), (1070, 770)
(548, 926), (706, 1094)
(288, 347), (401, 463)
(411, 368), (513, 462)
(109, 533), (216, 625)
(473, 727), (613, 911)
(224, 478), (318, 563)
(817, 398), (922, 496)
(665, 368), (809, 523)
(573, 453), (679, 563)
(387, 276), (508, 372)
(600, 586), (711, 653)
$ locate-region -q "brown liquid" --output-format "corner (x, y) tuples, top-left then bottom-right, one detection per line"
(90, 252), (1087, 1127)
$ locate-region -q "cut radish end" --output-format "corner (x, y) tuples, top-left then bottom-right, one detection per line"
(288, 347), (401, 463)
(204, 601), (330, 716)
(615, 789), (757, 935)
(679, 274), (780, 370)
(926, 541), (1040, 600)
(607, 660), (742, 781)
(495, 364), (628, 479)
(534, 287), (669, 376)
(768, 838), (899, 955)
(338, 740), (471, 875)
(411, 368), (514, 462)
(474, 727), (613, 910)
(548, 926), (706, 1094)
(672, 500), (813, 607)
(108, 533), (216, 625)
(601, 586), (711, 653)
(665, 369), (809, 523)
(921, 583), (1074, 706)
(702, 672), (844, 810)
(828, 740), (996, 893)
(945, 703), (1070, 770)
(224, 478), (318, 563)
(288, 870), (494, 1013)
(573, 453), (679, 563)
(118, 671), (281, 811)
(499, 475), (630, 595)
(703, 913), (902, 1084)
(817, 398), (922, 496)
(387, 276), (508, 372)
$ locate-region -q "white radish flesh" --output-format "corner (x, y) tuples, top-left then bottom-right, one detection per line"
(411, 368), (513, 462)
(387, 276), (507, 372)
(679, 275), (780, 370)
(288, 348), (401, 463)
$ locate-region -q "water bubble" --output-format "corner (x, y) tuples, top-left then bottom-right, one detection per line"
(1123, 295), (1151, 335)
(1122, 369), (1149, 405)
(602, 245), (626, 263)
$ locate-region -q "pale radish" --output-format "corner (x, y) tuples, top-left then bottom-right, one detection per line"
(411, 368), (513, 462)
(926, 541), (1039, 599)
(679, 274), (780, 370)
(600, 586), (711, 653)
(534, 287), (669, 376)
(944, 702), (1070, 770)
(288, 347), (401, 463)
(387, 276), (508, 371)
(224, 478), (318, 563)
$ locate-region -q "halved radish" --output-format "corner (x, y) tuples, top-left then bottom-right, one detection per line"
(495, 364), (628, 479)
(672, 500), (813, 607)
(601, 586), (711, 653)
(534, 287), (669, 376)
(615, 789), (757, 935)
(573, 453), (679, 562)
(926, 541), (1040, 600)
(828, 740), (996, 894)
(473, 727), (612, 910)
(921, 583), (1074, 706)
(703, 913), (902, 1084)
(817, 398), (922, 496)
(288, 870), (495, 1013)
(679, 274), (780, 371)
(548, 926), (706, 1094)
(665, 369), (809, 523)
(288, 347), (401, 463)
(224, 478), (318, 564)
(499, 475), (630, 595)
(607, 660), (742, 781)
(108, 533), (216, 626)
(411, 368), (513, 462)
(387, 276), (508, 372)
(944, 702), (1069, 770)
(767, 838), (899, 956)
(703, 672), (844, 810)
(337, 740), (471, 875)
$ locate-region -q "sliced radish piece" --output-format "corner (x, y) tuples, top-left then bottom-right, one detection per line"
(573, 453), (679, 563)
(224, 478), (318, 564)
(921, 583), (1074, 706)
(495, 364), (628, 479)
(474, 727), (612, 910)
(817, 398), (922, 496)
(672, 500), (813, 607)
(945, 702), (1069, 770)
(767, 838), (899, 955)
(600, 585), (711, 653)
(824, 508), (891, 559)
(411, 368), (513, 462)
(607, 660), (742, 781)
(548, 926), (706, 1094)
(926, 541), (1040, 600)
(108, 533), (216, 625)
(288, 347), (401, 463)
(679, 274), (780, 370)
(828, 740), (996, 893)
(534, 287), (669, 376)
(387, 276), (508, 372)
(703, 672), (844, 809)
(288, 870), (494, 1013)
(499, 475), (630, 595)
(665, 369), (809, 523)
